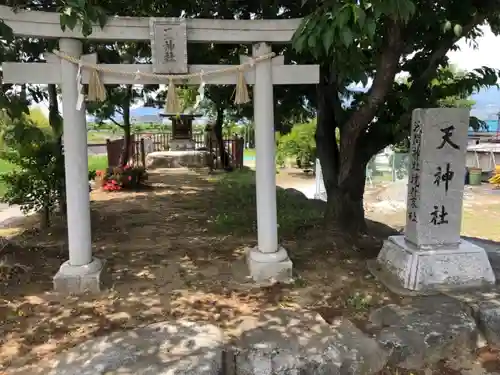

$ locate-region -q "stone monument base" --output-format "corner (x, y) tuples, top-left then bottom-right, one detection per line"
(372, 235), (495, 294)
(246, 246), (293, 285)
(53, 257), (108, 294)
(169, 139), (196, 151)
(146, 150), (210, 169)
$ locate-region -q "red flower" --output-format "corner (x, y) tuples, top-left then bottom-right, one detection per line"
(111, 180), (117, 184)
(128, 176), (132, 181)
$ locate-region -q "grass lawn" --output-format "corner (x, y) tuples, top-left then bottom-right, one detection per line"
(244, 148), (256, 157)
(87, 154), (108, 171)
(87, 131), (114, 143)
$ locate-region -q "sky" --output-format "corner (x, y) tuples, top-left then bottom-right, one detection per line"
(447, 25), (498, 71)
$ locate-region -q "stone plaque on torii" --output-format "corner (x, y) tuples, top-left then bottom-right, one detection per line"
(150, 18), (188, 74)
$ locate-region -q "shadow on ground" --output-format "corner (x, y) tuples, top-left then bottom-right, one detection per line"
(0, 168), (401, 371)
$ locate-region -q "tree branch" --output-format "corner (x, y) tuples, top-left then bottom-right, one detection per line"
(338, 19), (404, 183)
(345, 20), (404, 134)
(108, 117), (123, 127)
(398, 13), (486, 134)
(412, 13), (485, 90)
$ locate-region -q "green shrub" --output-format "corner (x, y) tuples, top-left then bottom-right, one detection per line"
(0, 117), (64, 225)
(276, 121), (316, 170)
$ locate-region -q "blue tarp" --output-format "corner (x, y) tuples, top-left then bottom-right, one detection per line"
(469, 119), (499, 134)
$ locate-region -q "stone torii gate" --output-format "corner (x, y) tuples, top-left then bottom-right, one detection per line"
(0, 6), (319, 293)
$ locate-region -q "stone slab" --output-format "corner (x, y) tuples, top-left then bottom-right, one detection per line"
(474, 300), (500, 348)
(373, 235), (495, 293)
(246, 246), (293, 284)
(369, 296), (478, 370)
(145, 150), (210, 169)
(233, 308), (388, 375)
(53, 258), (109, 294)
(46, 321), (224, 375)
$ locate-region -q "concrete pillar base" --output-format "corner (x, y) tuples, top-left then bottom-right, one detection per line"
(372, 235), (495, 294)
(246, 246), (293, 284)
(53, 257), (108, 294)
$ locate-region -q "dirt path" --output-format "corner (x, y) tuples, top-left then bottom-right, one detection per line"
(364, 183), (500, 241)
(0, 169), (397, 371)
(1, 167), (498, 373)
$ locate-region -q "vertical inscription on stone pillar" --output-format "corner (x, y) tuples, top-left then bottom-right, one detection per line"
(404, 108), (469, 248)
(406, 119), (422, 224)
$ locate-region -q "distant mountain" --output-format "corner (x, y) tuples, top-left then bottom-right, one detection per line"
(83, 86), (500, 127)
(87, 106), (208, 125)
(347, 85), (500, 123)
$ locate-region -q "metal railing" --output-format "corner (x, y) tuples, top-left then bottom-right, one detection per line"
(314, 151), (410, 201)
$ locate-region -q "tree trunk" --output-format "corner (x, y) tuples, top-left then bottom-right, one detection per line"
(120, 85), (132, 167)
(214, 106), (232, 171)
(315, 57), (402, 236)
(325, 154), (369, 233)
(19, 84), (27, 104)
(47, 84), (66, 216)
(316, 65), (368, 234)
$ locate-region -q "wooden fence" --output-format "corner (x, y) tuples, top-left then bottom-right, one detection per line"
(136, 132), (204, 152)
(106, 136), (146, 168)
(102, 132), (244, 169)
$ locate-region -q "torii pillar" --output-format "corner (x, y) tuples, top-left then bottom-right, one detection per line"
(245, 42), (293, 283)
(52, 38), (107, 293)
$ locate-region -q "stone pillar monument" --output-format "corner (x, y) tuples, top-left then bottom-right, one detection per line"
(375, 108), (495, 292)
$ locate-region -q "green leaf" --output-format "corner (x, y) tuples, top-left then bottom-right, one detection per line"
(335, 7), (351, 29)
(81, 20), (93, 37)
(341, 28), (354, 47)
(96, 9), (108, 28)
(323, 28), (335, 54)
(353, 6), (366, 27)
(59, 14), (67, 31)
(67, 0), (87, 9)
(292, 33), (307, 53)
(365, 18), (376, 38)
(0, 20), (14, 42)
(453, 24), (463, 37)
(307, 34), (317, 49)
(60, 13), (78, 31)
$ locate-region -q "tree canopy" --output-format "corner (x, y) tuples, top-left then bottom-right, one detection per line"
(289, 0), (500, 233)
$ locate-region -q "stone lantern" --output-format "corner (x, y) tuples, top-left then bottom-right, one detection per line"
(160, 113), (203, 150)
